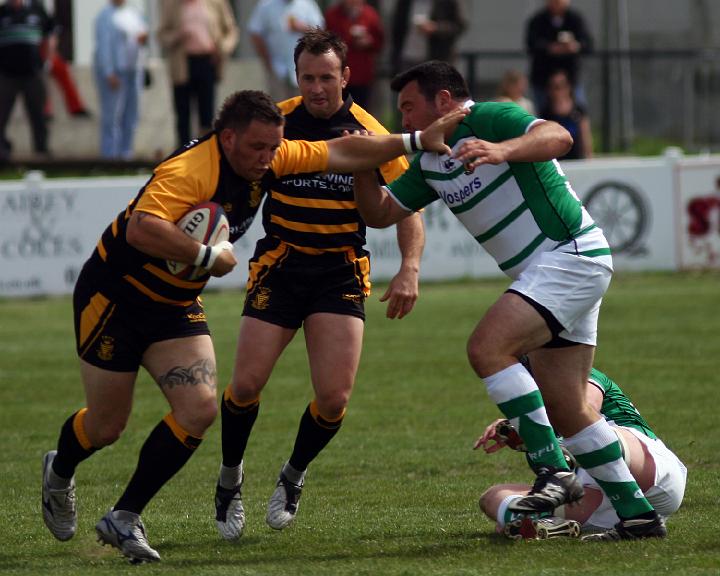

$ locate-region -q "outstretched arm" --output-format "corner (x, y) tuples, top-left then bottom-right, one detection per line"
(326, 108), (466, 173)
(453, 120), (573, 171)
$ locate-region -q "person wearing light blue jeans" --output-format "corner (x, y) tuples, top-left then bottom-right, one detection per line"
(93, 0), (147, 159)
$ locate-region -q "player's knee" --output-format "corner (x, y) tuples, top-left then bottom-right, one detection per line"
(91, 420), (127, 447)
(315, 390), (350, 419)
(176, 396), (217, 435)
(466, 336), (494, 377)
(230, 373), (266, 401)
(199, 397), (219, 428)
(192, 397), (218, 431)
(467, 333), (522, 378)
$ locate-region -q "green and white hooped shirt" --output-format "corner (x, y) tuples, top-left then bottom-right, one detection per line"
(386, 101), (613, 279)
(588, 368), (657, 440)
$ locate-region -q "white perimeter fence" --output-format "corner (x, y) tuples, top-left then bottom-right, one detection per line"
(2, 151), (720, 298)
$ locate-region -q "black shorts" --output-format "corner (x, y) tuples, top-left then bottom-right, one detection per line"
(73, 261), (210, 372)
(242, 238), (371, 329)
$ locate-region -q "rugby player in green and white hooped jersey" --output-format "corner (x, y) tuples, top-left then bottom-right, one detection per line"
(387, 103), (610, 279)
(476, 364), (687, 540)
(353, 60), (667, 540)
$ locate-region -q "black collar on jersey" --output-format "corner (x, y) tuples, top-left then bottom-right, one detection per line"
(302, 92), (354, 124)
(291, 92), (358, 139)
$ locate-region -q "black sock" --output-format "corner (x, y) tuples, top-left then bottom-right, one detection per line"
(288, 404), (344, 472)
(114, 417), (201, 514)
(221, 391), (259, 468)
(52, 410), (96, 479)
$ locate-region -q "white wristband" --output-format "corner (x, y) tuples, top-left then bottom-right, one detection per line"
(206, 244), (223, 270)
(402, 132), (413, 154)
(402, 131), (423, 153)
(194, 244), (212, 267)
(413, 130), (424, 151)
(194, 241), (233, 270)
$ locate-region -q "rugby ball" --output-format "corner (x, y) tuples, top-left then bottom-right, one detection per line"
(166, 202), (230, 280)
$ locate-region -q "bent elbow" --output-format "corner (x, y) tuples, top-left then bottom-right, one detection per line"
(365, 218), (393, 229)
(126, 214), (154, 251)
(125, 222), (143, 249)
(544, 121), (574, 158)
(360, 209), (397, 229)
(559, 131), (574, 156)
(555, 130), (575, 158)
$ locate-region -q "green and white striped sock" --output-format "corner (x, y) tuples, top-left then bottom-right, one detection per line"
(564, 419), (654, 519)
(485, 363), (568, 471)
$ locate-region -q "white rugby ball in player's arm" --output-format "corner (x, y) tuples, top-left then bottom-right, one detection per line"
(166, 202), (231, 280)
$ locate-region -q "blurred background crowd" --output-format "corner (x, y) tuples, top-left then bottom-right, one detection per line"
(1, 0), (718, 165)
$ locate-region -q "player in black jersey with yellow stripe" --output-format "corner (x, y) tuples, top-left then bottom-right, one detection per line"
(41, 88), (466, 562)
(215, 30), (425, 540)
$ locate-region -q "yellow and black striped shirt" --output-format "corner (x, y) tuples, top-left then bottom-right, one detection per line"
(91, 132), (329, 306)
(262, 95), (409, 253)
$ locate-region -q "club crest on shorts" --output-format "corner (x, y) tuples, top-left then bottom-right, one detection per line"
(251, 287), (271, 310)
(97, 336), (115, 361)
(342, 292), (363, 304)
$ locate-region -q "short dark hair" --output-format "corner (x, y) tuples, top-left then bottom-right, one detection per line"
(390, 60), (471, 102)
(213, 90), (284, 133)
(294, 28), (348, 70)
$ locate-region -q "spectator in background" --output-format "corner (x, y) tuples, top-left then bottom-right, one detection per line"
(324, 0), (384, 111)
(93, 0), (148, 159)
(248, 0), (325, 102)
(157, 0), (239, 148)
(496, 69), (535, 116)
(42, 0), (91, 119)
(525, 0), (592, 113)
(540, 69), (592, 160)
(42, 48), (92, 120)
(0, 0), (56, 160)
(390, 0), (467, 74)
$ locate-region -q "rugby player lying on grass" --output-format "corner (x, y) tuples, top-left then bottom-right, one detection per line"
(476, 357), (687, 541)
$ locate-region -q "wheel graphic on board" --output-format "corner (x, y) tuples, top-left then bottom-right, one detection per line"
(583, 181), (649, 253)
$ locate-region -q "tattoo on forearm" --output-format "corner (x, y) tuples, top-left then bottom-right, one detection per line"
(157, 358), (217, 391)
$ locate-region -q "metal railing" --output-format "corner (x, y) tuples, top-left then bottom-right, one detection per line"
(457, 49), (720, 154)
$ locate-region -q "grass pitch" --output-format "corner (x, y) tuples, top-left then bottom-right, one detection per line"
(1, 272), (718, 575)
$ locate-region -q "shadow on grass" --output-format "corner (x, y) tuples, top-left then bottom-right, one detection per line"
(0, 529), (514, 571)
(153, 529), (509, 568)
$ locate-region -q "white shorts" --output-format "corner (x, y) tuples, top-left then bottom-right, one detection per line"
(510, 248), (612, 346)
(577, 427), (688, 529)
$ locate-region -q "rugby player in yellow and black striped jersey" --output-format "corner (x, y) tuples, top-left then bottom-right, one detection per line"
(215, 30), (426, 540)
(41, 88), (465, 562)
